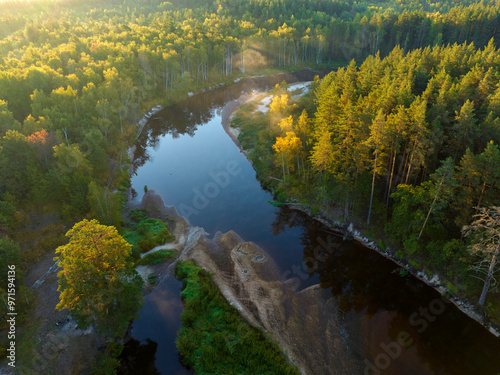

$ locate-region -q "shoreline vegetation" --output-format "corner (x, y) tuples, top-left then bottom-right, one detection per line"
(221, 69), (500, 337)
(175, 260), (300, 375)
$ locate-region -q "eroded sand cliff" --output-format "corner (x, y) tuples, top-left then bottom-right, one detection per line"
(140, 190), (359, 375)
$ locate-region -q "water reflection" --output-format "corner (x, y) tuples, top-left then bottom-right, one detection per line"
(132, 70), (330, 176)
(129, 278), (192, 375)
(149, 285), (185, 323)
(277, 206), (500, 375)
(119, 338), (160, 375)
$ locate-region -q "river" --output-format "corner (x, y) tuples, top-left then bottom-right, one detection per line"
(124, 70), (500, 375)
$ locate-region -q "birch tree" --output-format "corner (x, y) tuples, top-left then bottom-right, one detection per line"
(463, 206), (500, 307)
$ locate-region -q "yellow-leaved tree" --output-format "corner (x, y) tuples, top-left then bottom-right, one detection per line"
(273, 131), (302, 181)
(55, 219), (143, 347)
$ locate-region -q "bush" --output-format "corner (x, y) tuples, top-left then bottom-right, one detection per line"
(136, 249), (175, 266)
(148, 274), (157, 285)
(447, 281), (458, 295)
(123, 214), (174, 258)
(129, 208), (148, 223)
(409, 259), (421, 270)
(92, 342), (123, 375)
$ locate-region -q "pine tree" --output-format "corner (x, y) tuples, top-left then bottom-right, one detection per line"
(365, 109), (387, 226)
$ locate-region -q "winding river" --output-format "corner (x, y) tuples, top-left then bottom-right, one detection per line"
(124, 71), (500, 375)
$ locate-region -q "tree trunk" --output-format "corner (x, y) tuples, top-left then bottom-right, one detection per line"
(479, 246), (499, 307)
(281, 152), (285, 181)
(405, 142), (416, 183)
(344, 189), (349, 220)
(119, 112), (123, 134)
(92, 322), (102, 349)
(417, 178), (444, 241)
(386, 151), (397, 209)
(62, 127), (69, 145)
(396, 148), (408, 186)
(367, 150), (378, 226)
(477, 181), (487, 209)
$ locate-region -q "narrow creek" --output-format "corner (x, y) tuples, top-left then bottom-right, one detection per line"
(124, 70), (500, 375)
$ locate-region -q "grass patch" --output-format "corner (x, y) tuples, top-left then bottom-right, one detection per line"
(123, 209), (174, 259)
(175, 261), (299, 375)
(377, 239), (387, 251)
(148, 274), (157, 285)
(447, 281), (458, 295)
(136, 249), (175, 266)
(268, 200), (284, 207)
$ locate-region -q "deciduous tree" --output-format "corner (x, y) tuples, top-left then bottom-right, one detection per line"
(55, 219), (143, 346)
(463, 206), (500, 307)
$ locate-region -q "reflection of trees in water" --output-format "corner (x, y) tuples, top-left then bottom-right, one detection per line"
(297, 217), (500, 375)
(299, 219), (424, 317)
(270, 205), (305, 235)
(130, 69), (330, 174)
(119, 338), (160, 375)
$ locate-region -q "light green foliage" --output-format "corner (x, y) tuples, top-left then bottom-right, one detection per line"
(175, 261), (300, 375)
(0, 130), (39, 200)
(88, 181), (123, 229)
(136, 249), (175, 266)
(53, 143), (92, 174)
(123, 209), (174, 259)
(0, 100), (19, 136)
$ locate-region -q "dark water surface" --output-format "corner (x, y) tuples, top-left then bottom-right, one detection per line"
(127, 71), (500, 375)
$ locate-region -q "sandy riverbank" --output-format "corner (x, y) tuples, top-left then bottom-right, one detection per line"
(139, 190), (358, 375)
(220, 91), (259, 152)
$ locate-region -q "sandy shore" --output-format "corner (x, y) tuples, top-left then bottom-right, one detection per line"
(220, 91), (261, 153)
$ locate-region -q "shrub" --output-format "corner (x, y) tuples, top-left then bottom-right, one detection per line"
(123, 215), (174, 258)
(92, 342), (123, 375)
(148, 274), (157, 285)
(136, 249), (175, 266)
(409, 259), (421, 270)
(447, 281), (458, 295)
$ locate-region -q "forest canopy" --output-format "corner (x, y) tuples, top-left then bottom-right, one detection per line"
(0, 0), (498, 219)
(0, 0), (500, 373)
